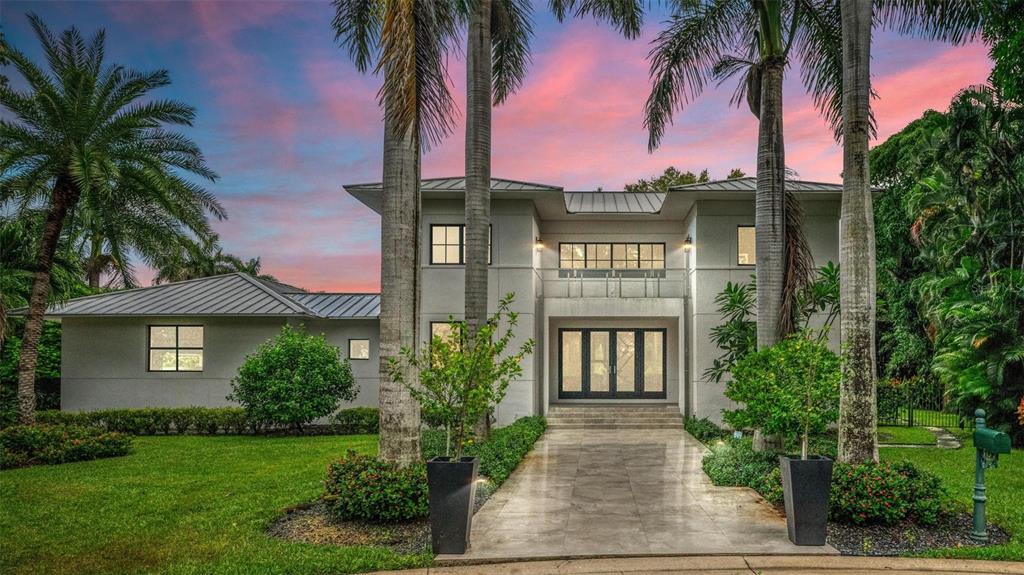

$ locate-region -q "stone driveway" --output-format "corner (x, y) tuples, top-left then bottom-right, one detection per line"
(440, 428), (837, 561)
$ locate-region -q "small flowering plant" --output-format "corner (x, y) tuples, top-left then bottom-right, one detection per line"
(723, 334), (840, 459)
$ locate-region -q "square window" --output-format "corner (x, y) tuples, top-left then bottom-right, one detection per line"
(430, 224), (491, 265)
(349, 339), (370, 360)
(738, 226), (756, 265)
(148, 326), (204, 372)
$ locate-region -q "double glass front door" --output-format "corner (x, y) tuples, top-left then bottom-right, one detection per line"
(559, 328), (666, 399)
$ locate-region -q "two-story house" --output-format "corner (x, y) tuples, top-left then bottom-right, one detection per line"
(41, 177), (841, 425)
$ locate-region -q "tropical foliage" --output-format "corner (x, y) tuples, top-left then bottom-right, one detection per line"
(908, 86), (1024, 442)
(387, 293), (534, 459)
(623, 166), (744, 193)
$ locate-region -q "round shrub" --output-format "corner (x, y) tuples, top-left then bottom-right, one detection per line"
(229, 325), (357, 431)
(331, 407), (379, 435)
(324, 450), (428, 522)
(830, 460), (949, 526)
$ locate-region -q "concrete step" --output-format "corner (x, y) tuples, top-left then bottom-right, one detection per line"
(548, 406), (680, 414)
(547, 422), (683, 429)
(546, 415), (683, 423)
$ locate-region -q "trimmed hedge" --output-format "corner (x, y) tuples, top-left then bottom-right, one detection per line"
(31, 407), (380, 436)
(0, 424), (132, 469)
(324, 450), (429, 522)
(330, 407), (379, 435)
(701, 437), (949, 525)
(422, 415), (547, 486)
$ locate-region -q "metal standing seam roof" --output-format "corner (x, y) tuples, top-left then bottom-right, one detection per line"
(283, 293), (380, 318)
(29, 273), (380, 319)
(669, 177), (845, 193)
(564, 191), (666, 214)
(344, 176), (563, 192)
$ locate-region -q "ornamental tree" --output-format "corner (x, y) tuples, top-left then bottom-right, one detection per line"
(723, 335), (840, 459)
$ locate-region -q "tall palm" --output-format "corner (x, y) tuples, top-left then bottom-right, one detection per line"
(837, 0), (875, 464)
(0, 15), (218, 423)
(152, 234), (260, 284)
(334, 0), (462, 466)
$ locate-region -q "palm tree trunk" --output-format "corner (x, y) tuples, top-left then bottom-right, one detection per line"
(751, 58), (787, 452)
(18, 174), (79, 424)
(465, 0), (492, 439)
(838, 0), (878, 464)
(755, 59), (786, 351)
(378, 112), (422, 467)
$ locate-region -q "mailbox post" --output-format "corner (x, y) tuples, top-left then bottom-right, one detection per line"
(971, 409), (1012, 543)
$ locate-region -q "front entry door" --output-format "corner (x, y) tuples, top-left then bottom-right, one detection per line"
(558, 328), (666, 399)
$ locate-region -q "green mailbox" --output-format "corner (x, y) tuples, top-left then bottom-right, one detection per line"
(971, 409), (1012, 543)
(975, 427), (1011, 456)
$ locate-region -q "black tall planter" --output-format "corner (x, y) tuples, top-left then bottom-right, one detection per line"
(426, 456), (479, 554)
(779, 455), (833, 546)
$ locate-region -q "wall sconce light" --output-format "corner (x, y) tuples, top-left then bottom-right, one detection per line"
(534, 237), (545, 251)
(683, 235), (693, 252)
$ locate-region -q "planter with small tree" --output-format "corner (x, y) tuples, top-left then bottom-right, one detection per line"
(724, 334), (840, 545)
(388, 293), (534, 554)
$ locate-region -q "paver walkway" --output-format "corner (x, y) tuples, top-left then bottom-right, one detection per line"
(439, 428), (837, 561)
(379, 555), (1024, 574)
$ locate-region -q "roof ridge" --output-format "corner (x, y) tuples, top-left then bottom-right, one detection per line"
(288, 292), (381, 296)
(344, 176), (563, 191)
(38, 272), (246, 308)
(235, 273), (316, 315)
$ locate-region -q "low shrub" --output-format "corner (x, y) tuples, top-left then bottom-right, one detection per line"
(0, 424), (132, 469)
(701, 437), (779, 490)
(422, 415), (546, 487)
(331, 407), (379, 435)
(701, 438), (949, 526)
(324, 450), (428, 522)
(830, 460), (949, 526)
(683, 416), (727, 444)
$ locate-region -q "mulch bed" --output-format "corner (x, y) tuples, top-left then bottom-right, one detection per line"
(267, 481), (496, 553)
(827, 512), (1010, 556)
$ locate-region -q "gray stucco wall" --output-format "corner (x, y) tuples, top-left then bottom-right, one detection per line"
(61, 316), (380, 412)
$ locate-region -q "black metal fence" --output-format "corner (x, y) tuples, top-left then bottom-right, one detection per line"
(877, 377), (970, 429)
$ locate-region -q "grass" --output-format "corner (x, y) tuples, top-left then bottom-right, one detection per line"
(883, 444), (1024, 561)
(0, 435), (433, 575)
(878, 425), (937, 445)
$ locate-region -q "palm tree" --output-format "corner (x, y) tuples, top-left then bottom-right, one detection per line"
(0, 15), (217, 423)
(151, 235), (269, 284)
(333, 0), (462, 466)
(69, 177), (224, 289)
(0, 215), (83, 348)
(836, 0), (875, 465)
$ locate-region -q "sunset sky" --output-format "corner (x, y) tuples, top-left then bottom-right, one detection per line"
(2, 1), (993, 292)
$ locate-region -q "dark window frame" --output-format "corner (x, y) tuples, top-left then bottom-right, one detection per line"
(429, 224), (492, 265)
(557, 327), (667, 400)
(348, 338), (371, 360)
(147, 325), (204, 372)
(736, 225), (756, 267)
(557, 242), (666, 270)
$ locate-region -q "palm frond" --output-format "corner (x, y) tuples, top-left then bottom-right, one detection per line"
(491, 0), (534, 104)
(549, 0), (644, 39)
(332, 0), (383, 73)
(779, 190), (815, 336)
(875, 0), (985, 44)
(644, 0), (746, 151)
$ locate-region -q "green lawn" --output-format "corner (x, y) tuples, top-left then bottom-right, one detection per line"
(878, 425), (937, 445)
(0, 435), (432, 575)
(882, 445), (1024, 561)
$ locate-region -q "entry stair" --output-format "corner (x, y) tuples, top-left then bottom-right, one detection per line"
(546, 404), (683, 430)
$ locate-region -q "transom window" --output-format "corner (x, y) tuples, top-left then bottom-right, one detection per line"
(148, 326), (204, 372)
(349, 339), (370, 360)
(558, 243), (665, 269)
(737, 226), (756, 266)
(430, 224), (491, 265)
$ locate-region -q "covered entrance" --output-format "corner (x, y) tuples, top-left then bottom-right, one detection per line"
(558, 328), (666, 399)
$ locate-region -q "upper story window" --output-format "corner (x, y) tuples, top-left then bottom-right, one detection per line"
(430, 224), (491, 265)
(148, 325), (204, 372)
(558, 243), (665, 269)
(737, 226), (756, 266)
